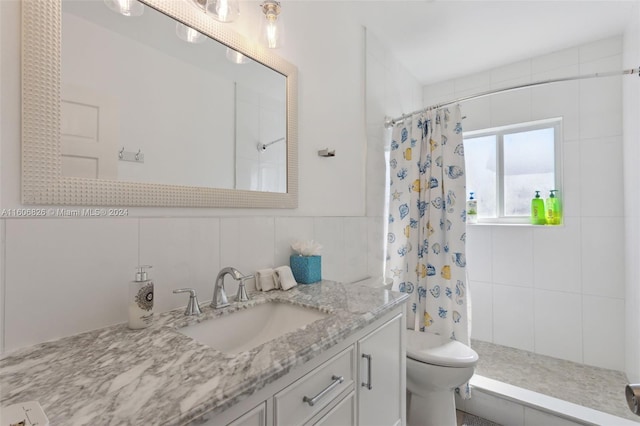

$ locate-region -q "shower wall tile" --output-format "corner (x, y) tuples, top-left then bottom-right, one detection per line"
(561, 141), (582, 218)
(531, 47), (579, 75)
(490, 60), (531, 85)
(579, 55), (622, 140)
(4, 218), (138, 352)
(432, 36), (625, 369)
(579, 36), (623, 63)
(492, 227), (533, 288)
(533, 290), (583, 363)
(531, 76), (580, 142)
(454, 71), (491, 97)
(459, 97), (491, 133)
(469, 280), (493, 342)
(579, 136), (624, 217)
(139, 218), (220, 312)
(466, 225), (493, 283)
(490, 88), (533, 128)
(274, 217), (314, 268)
(422, 80), (455, 106)
(493, 285), (534, 351)
(532, 218), (581, 293)
(582, 295), (625, 370)
(581, 217), (625, 297)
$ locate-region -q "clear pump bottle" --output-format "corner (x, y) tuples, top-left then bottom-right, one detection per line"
(467, 192), (478, 224)
(128, 265), (154, 329)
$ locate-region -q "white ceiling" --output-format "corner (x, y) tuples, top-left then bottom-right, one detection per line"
(340, 1), (637, 85)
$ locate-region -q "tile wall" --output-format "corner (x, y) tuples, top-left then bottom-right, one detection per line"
(623, 3), (640, 383)
(2, 216), (373, 351)
(424, 37), (626, 371)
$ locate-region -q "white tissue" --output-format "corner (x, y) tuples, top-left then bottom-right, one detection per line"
(274, 266), (297, 290)
(291, 240), (322, 256)
(256, 268), (276, 292)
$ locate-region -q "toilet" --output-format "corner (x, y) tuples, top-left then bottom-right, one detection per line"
(406, 330), (479, 426)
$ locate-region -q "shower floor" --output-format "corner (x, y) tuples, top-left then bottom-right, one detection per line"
(471, 339), (638, 422)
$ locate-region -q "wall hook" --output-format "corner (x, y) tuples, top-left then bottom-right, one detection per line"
(118, 148), (145, 163)
(318, 148), (335, 157)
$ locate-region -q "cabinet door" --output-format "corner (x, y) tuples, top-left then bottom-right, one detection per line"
(228, 402), (267, 426)
(312, 391), (355, 426)
(357, 314), (404, 426)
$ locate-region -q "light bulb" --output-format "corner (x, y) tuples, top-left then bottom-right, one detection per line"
(266, 20), (278, 49)
(104, 0), (144, 17)
(176, 22), (205, 44)
(205, 0), (240, 23)
(260, 1), (284, 49)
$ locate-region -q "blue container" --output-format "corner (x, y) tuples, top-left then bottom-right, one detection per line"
(290, 255), (322, 284)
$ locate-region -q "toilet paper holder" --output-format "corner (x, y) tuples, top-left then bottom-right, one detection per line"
(627, 384), (640, 416)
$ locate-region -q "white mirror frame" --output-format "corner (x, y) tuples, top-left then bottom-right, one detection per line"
(22, 0), (298, 208)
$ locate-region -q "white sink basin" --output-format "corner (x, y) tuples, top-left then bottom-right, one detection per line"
(177, 302), (329, 354)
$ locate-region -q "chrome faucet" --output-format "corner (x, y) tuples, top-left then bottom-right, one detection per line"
(212, 267), (254, 309)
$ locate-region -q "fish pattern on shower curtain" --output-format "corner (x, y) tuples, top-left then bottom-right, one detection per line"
(386, 106), (469, 346)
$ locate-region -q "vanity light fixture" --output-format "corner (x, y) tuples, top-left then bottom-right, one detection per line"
(176, 22), (206, 44)
(206, 0), (240, 23)
(226, 48), (249, 64)
(187, 0), (239, 23)
(104, 0), (144, 17)
(260, 0), (284, 49)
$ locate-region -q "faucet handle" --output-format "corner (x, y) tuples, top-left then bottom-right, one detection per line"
(236, 275), (254, 303)
(173, 288), (202, 316)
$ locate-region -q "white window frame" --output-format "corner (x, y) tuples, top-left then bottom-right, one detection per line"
(463, 118), (563, 225)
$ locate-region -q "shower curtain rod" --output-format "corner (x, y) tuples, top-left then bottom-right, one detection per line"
(384, 67), (639, 129)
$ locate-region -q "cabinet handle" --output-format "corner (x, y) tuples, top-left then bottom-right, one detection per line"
(361, 353), (372, 390)
(302, 375), (344, 407)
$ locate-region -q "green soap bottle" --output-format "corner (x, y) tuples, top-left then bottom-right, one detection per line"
(531, 191), (546, 225)
(545, 190), (562, 225)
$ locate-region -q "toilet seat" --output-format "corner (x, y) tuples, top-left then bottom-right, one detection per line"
(406, 330), (478, 367)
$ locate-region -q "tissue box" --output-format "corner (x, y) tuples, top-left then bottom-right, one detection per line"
(290, 255), (321, 284)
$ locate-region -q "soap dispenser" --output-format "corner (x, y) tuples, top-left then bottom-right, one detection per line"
(129, 265), (154, 329)
(545, 190), (562, 225)
(466, 192), (478, 224)
(531, 191), (546, 225)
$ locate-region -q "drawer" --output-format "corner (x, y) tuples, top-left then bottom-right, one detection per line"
(274, 346), (355, 426)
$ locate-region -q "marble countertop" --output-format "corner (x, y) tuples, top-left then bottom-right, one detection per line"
(0, 280), (408, 425)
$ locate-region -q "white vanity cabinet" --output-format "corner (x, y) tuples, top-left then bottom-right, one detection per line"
(202, 305), (406, 426)
(357, 314), (405, 426)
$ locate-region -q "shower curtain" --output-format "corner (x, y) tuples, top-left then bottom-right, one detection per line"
(386, 106), (470, 347)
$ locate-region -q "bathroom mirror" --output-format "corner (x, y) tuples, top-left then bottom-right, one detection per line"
(22, 0), (298, 208)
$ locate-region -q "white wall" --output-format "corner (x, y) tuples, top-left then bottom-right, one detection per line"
(0, 1), (388, 353)
(364, 29), (423, 277)
(424, 37), (626, 371)
(623, 3), (640, 383)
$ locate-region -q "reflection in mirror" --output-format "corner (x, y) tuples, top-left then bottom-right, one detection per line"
(61, 0), (287, 193)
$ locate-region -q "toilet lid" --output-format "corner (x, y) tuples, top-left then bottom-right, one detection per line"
(406, 330), (479, 367)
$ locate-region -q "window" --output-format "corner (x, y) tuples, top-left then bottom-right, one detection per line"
(463, 119), (561, 223)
